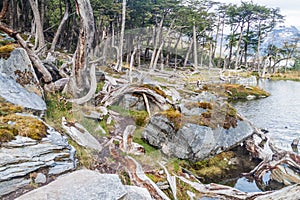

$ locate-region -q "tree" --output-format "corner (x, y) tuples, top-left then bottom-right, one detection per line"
(66, 0), (96, 99)
(28, 0), (46, 54)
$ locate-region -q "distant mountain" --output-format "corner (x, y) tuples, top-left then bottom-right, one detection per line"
(260, 25), (300, 55)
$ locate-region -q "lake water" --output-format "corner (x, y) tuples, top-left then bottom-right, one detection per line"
(231, 79), (300, 192)
(232, 79), (300, 152)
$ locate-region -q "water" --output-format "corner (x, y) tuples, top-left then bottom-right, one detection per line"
(231, 79), (300, 192)
(232, 79), (300, 152)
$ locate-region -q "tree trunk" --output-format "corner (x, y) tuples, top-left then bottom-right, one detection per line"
(217, 19), (225, 68)
(117, 0), (126, 71)
(183, 39), (193, 68)
(0, 0), (9, 20)
(69, 0), (95, 96)
(28, 0), (45, 54)
(193, 23), (198, 69)
(234, 24), (244, 70)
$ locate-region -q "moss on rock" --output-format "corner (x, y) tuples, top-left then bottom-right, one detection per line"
(1, 114), (47, 140)
(201, 84), (270, 100)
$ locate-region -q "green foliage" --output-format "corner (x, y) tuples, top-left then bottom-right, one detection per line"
(45, 93), (73, 129)
(109, 105), (148, 127)
(133, 128), (157, 154)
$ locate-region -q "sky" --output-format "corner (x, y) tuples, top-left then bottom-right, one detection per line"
(216, 0), (300, 29)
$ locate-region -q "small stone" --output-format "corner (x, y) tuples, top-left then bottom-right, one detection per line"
(35, 173), (46, 184)
(158, 170), (164, 175)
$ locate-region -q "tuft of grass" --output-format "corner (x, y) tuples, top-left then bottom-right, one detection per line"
(68, 139), (95, 169)
(186, 151), (237, 183)
(133, 128), (157, 154)
(184, 102), (213, 110)
(0, 124), (18, 143)
(45, 92), (73, 129)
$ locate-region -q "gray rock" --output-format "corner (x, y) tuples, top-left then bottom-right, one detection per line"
(0, 178), (31, 197)
(142, 115), (176, 148)
(0, 48), (42, 96)
(0, 126), (76, 198)
(118, 93), (146, 111)
(125, 186), (152, 200)
(16, 170), (128, 200)
(142, 115), (254, 161)
(179, 100), (206, 116)
(62, 117), (103, 151)
(0, 73), (46, 110)
(35, 173), (46, 184)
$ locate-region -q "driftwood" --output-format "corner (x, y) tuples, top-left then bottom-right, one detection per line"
(125, 156), (171, 200)
(243, 128), (300, 187)
(176, 175), (271, 199)
(101, 85), (167, 108)
(159, 163), (177, 200)
(68, 64), (97, 104)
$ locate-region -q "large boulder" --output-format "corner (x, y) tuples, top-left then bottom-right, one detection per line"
(0, 73), (46, 111)
(0, 48), (43, 96)
(0, 126), (76, 198)
(143, 115), (254, 161)
(142, 91), (255, 161)
(16, 169), (152, 200)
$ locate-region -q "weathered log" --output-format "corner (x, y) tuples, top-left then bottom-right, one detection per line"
(68, 64), (97, 104)
(244, 129), (300, 187)
(101, 85), (167, 108)
(125, 156), (171, 200)
(159, 163), (177, 200)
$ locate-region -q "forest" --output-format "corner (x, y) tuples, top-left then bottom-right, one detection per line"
(1, 0), (298, 78)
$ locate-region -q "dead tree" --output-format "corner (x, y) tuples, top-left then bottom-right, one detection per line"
(66, 0), (95, 98)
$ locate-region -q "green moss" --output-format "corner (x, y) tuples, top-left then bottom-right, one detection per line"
(159, 109), (183, 131)
(202, 84), (270, 100)
(0, 98), (23, 116)
(68, 139), (95, 169)
(129, 110), (148, 127)
(0, 124), (18, 143)
(184, 102), (213, 110)
(145, 172), (166, 183)
(1, 114), (47, 140)
(96, 81), (105, 93)
(187, 151), (237, 183)
(119, 170), (132, 185)
(176, 179), (198, 200)
(0, 43), (17, 58)
(109, 105), (148, 127)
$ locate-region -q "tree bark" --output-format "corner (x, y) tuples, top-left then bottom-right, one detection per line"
(0, 0), (9, 20)
(193, 22), (198, 69)
(234, 24), (244, 70)
(69, 0), (95, 96)
(117, 0), (126, 71)
(28, 0), (45, 54)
